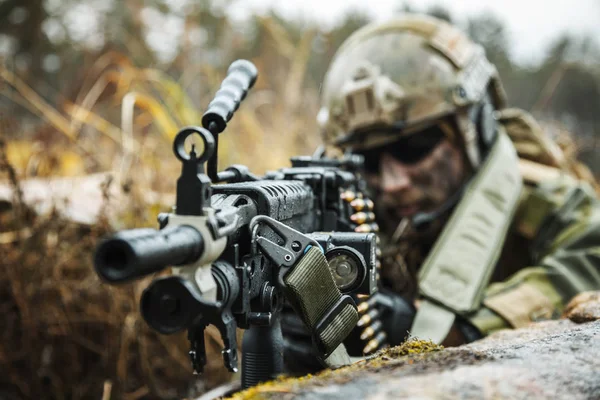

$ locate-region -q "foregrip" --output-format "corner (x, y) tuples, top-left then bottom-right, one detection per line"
(201, 59), (258, 133)
(94, 225), (204, 283)
(241, 319), (284, 389)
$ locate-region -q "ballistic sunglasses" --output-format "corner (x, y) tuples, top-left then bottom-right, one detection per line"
(355, 123), (448, 174)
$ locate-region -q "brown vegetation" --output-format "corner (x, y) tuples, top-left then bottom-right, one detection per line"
(0, 138), (231, 399)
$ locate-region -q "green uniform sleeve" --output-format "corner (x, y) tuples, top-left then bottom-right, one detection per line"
(468, 178), (600, 336)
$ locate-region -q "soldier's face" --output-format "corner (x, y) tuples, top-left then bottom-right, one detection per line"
(357, 124), (469, 222)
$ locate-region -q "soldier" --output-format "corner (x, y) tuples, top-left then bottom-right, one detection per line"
(283, 14), (600, 371)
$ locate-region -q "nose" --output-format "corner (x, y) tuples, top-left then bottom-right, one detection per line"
(379, 152), (412, 193)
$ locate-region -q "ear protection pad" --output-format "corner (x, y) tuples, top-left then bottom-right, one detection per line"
(469, 92), (498, 159)
(477, 101), (497, 155)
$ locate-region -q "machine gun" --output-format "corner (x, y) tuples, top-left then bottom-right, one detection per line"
(93, 60), (377, 389)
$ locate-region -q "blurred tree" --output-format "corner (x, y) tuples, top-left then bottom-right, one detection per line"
(395, 1), (416, 14)
(306, 10), (371, 86)
(424, 4), (453, 22)
(465, 12), (511, 70)
(0, 0), (48, 82)
(529, 34), (600, 174)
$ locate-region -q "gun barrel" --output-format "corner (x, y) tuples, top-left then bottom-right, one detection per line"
(94, 225), (204, 283)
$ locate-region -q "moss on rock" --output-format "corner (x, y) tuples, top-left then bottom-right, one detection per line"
(227, 339), (443, 399)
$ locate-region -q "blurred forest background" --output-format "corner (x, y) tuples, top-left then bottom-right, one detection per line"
(0, 1), (599, 399)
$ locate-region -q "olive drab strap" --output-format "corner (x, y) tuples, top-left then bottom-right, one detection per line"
(283, 246), (357, 368)
(250, 216), (358, 368)
(410, 131), (523, 343)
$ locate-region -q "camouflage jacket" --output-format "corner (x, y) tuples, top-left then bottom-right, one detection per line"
(468, 173), (600, 334)
(381, 109), (600, 337)
(458, 109), (600, 335)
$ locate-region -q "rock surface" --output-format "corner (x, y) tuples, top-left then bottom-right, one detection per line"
(227, 292), (600, 400)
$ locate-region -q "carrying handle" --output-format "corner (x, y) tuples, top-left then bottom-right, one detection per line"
(202, 59), (258, 134)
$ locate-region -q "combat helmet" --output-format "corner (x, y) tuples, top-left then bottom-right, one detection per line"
(318, 14), (508, 167)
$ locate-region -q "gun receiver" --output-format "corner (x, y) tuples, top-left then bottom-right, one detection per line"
(93, 60), (376, 390)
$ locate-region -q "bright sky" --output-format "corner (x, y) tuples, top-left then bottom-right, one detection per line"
(229, 0), (600, 65)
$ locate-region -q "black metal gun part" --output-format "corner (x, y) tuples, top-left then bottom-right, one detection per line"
(93, 59), (375, 390)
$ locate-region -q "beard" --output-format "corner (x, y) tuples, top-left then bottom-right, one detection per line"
(373, 142), (470, 238)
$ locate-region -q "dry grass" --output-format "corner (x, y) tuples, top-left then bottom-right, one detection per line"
(0, 136), (232, 399)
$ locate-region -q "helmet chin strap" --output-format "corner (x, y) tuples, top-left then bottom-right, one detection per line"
(411, 103), (499, 232)
(411, 184), (466, 230)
